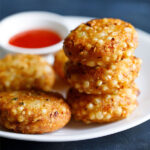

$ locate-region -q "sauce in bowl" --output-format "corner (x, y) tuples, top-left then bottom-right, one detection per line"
(9, 29), (62, 48)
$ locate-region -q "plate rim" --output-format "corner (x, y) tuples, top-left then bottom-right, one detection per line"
(0, 113), (150, 142)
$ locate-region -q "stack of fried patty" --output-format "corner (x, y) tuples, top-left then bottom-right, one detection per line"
(64, 18), (141, 124)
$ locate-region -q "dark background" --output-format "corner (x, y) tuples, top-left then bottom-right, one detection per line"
(0, 0), (150, 149)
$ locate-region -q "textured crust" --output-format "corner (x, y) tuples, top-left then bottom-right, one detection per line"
(0, 90), (71, 134)
(66, 57), (141, 94)
(64, 18), (138, 67)
(0, 54), (55, 92)
(53, 49), (68, 78)
(67, 86), (139, 124)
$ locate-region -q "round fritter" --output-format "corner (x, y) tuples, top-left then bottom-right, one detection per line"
(53, 49), (68, 78)
(0, 90), (71, 134)
(67, 86), (139, 124)
(66, 57), (141, 94)
(64, 18), (138, 67)
(0, 54), (55, 92)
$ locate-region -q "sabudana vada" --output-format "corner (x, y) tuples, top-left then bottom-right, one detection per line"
(67, 85), (139, 124)
(64, 18), (138, 67)
(66, 57), (141, 94)
(0, 90), (71, 134)
(53, 49), (68, 78)
(0, 54), (55, 92)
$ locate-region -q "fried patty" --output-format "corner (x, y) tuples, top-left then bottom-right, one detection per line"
(53, 49), (68, 78)
(0, 90), (71, 134)
(67, 85), (139, 124)
(64, 18), (138, 67)
(66, 57), (141, 94)
(0, 54), (55, 92)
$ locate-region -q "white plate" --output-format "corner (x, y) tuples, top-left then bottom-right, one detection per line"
(0, 16), (150, 142)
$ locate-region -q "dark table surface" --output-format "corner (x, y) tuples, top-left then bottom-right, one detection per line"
(0, 0), (150, 149)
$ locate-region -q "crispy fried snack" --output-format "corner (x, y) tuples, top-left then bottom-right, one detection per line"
(67, 85), (139, 124)
(66, 57), (141, 94)
(64, 18), (138, 67)
(53, 49), (68, 78)
(0, 90), (71, 134)
(0, 54), (55, 92)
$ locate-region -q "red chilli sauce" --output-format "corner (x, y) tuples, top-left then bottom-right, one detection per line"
(9, 29), (62, 48)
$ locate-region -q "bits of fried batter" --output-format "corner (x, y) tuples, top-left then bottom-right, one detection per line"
(0, 90), (71, 134)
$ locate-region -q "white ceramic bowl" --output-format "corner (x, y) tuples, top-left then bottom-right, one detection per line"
(0, 11), (69, 55)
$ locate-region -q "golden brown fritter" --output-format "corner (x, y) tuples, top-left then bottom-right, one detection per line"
(0, 90), (71, 134)
(64, 18), (138, 67)
(53, 49), (68, 78)
(66, 57), (141, 94)
(0, 54), (55, 92)
(67, 85), (139, 124)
